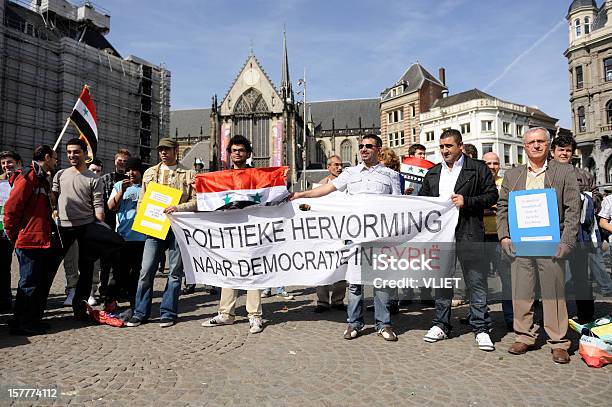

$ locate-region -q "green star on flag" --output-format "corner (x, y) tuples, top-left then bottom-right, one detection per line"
(223, 193), (232, 205)
(250, 192), (262, 203)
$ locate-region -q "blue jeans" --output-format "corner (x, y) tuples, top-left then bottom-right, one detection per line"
(14, 249), (60, 326)
(133, 231), (184, 322)
(347, 284), (391, 331)
(589, 247), (612, 295)
(433, 252), (491, 335)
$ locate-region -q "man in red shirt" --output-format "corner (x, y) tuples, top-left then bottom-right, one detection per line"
(4, 145), (60, 335)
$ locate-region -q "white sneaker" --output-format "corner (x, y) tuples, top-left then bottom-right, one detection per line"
(87, 295), (97, 306)
(423, 326), (448, 343)
(475, 332), (495, 351)
(63, 288), (75, 306)
(201, 314), (235, 327)
(277, 291), (294, 300)
(249, 316), (263, 334)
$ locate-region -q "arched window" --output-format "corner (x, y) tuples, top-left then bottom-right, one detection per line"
(232, 88), (270, 167)
(316, 141), (327, 165)
(575, 18), (582, 37)
(577, 106), (586, 132)
(606, 100), (612, 124)
(340, 140), (352, 163)
(606, 155), (612, 183)
(585, 16), (591, 34)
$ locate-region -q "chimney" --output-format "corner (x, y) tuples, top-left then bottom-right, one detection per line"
(438, 67), (446, 85)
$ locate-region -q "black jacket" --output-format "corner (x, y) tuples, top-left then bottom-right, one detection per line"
(419, 155), (498, 242)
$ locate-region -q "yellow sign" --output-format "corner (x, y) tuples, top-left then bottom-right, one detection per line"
(132, 182), (182, 239)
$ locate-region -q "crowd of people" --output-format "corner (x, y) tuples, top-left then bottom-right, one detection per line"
(1, 126), (612, 365)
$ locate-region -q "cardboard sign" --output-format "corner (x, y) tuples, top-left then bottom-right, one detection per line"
(132, 182), (182, 239)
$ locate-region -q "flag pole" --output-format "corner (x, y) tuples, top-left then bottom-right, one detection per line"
(53, 117), (71, 151)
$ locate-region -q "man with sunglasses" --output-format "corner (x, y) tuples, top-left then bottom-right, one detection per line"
(292, 135), (402, 342)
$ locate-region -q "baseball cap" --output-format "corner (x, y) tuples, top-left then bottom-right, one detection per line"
(157, 138), (178, 149)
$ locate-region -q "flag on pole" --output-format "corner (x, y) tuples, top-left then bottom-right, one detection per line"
(195, 167), (289, 211)
(401, 156), (435, 185)
(69, 86), (98, 160)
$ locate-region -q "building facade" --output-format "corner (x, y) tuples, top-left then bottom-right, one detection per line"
(0, 0), (170, 168)
(380, 64), (447, 157)
(565, 0), (612, 184)
(420, 89), (560, 170)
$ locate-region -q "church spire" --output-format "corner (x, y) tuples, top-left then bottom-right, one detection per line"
(281, 29), (293, 104)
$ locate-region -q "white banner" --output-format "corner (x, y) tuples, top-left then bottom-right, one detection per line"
(170, 194), (459, 289)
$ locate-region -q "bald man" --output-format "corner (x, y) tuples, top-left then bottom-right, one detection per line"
(481, 152), (512, 329)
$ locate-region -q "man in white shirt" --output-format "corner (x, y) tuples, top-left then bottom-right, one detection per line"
(292, 135), (402, 341)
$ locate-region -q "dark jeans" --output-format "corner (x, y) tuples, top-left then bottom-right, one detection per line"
(13, 248), (61, 327)
(106, 241), (145, 307)
(566, 245), (594, 322)
(60, 222), (123, 318)
(484, 235), (513, 325)
(0, 237), (13, 309)
(433, 249), (492, 335)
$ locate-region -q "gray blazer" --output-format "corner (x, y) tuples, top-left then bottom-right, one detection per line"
(497, 159), (581, 248)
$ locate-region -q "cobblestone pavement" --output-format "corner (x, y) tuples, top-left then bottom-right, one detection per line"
(1, 256), (611, 407)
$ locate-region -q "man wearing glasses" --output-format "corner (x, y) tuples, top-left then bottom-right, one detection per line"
(292, 135), (402, 341)
(497, 127), (580, 364)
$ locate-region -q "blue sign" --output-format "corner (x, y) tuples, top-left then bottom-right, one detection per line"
(508, 188), (560, 257)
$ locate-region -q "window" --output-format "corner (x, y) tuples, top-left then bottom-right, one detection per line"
(481, 120), (493, 132)
(412, 128), (417, 142)
(316, 141), (327, 164)
(387, 112), (392, 123)
(340, 140), (352, 163)
(578, 106), (586, 132)
(389, 131), (405, 147)
(425, 131), (435, 142)
(516, 124), (524, 137)
(460, 123), (471, 134)
(575, 18), (581, 37)
(388, 109), (403, 123)
(411, 105), (416, 117)
(503, 122), (511, 135)
(399, 110), (403, 121)
(517, 146), (524, 164)
(585, 16), (591, 35)
(607, 100), (612, 124)
(605, 58), (612, 81)
(482, 143), (493, 155)
(504, 144), (511, 165)
(576, 66), (583, 89)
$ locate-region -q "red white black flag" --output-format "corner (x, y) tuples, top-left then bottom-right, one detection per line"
(69, 86), (98, 159)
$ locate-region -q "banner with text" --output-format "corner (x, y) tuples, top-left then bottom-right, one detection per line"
(170, 194), (459, 289)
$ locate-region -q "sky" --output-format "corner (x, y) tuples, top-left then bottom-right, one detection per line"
(103, 0), (575, 127)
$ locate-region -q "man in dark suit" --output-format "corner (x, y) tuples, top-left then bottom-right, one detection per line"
(497, 127), (581, 364)
(419, 129), (498, 351)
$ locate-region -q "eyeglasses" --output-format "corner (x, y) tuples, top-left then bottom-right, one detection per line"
(358, 143), (376, 150)
(524, 139), (548, 147)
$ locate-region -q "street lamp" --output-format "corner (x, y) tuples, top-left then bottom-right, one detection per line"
(298, 69), (307, 191)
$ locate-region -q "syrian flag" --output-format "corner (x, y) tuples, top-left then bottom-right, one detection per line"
(401, 156), (435, 185)
(195, 167), (289, 211)
(70, 86), (98, 160)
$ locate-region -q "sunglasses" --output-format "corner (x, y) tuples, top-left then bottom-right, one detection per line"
(358, 143), (376, 150)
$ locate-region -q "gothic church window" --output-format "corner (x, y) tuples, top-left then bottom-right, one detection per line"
(316, 141), (327, 165)
(341, 140), (352, 163)
(232, 88), (271, 166)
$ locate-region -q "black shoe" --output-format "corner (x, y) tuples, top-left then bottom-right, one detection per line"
(420, 299), (435, 307)
(208, 287), (218, 295)
(398, 300), (413, 307)
(459, 316), (470, 325)
(330, 303), (347, 311)
(182, 285), (196, 295)
(390, 302), (400, 315)
(366, 304), (375, 312)
(313, 305), (330, 313)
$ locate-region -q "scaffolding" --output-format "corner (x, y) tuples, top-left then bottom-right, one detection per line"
(0, 0), (171, 170)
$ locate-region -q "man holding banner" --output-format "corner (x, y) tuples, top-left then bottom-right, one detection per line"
(497, 127), (580, 364)
(126, 138), (197, 328)
(292, 134), (402, 341)
(419, 129), (498, 351)
(201, 135), (266, 334)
